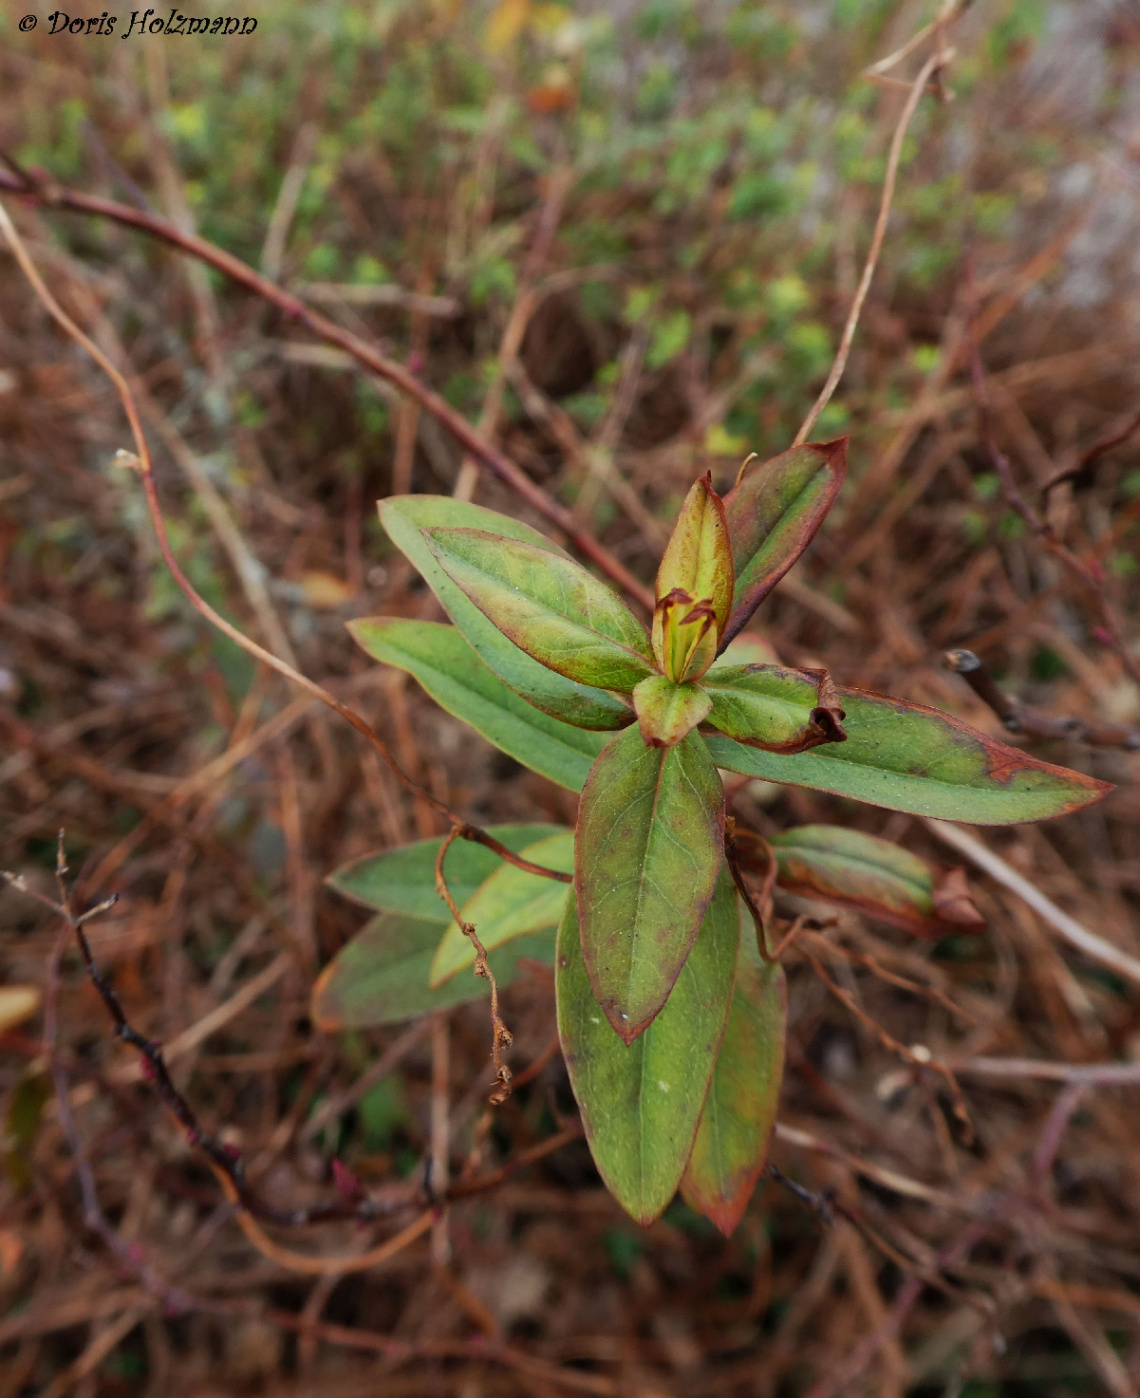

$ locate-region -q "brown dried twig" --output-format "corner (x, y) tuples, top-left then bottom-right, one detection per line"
(0, 195), (571, 906)
(434, 827), (515, 1106)
(945, 648), (1140, 750)
(0, 165), (652, 611)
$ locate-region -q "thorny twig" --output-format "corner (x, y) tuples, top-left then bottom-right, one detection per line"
(945, 648), (1140, 750)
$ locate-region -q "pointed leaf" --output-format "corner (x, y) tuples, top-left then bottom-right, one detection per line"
(556, 872), (738, 1225)
(349, 618), (610, 791)
(721, 440), (846, 645)
(656, 473), (734, 637)
(430, 832), (574, 987)
(703, 663), (846, 754)
(632, 675), (712, 747)
(576, 725), (725, 1042)
(311, 913), (556, 1029)
(379, 496), (631, 730)
(681, 924), (786, 1236)
(769, 825), (985, 938)
(424, 528), (656, 693)
(706, 686), (1112, 823)
(327, 823), (566, 921)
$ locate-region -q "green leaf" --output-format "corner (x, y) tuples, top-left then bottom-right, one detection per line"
(769, 824), (985, 938)
(326, 823), (565, 921)
(311, 913), (556, 1029)
(430, 832), (574, 987)
(576, 725), (725, 1042)
(632, 675), (712, 747)
(555, 871), (738, 1225)
(709, 632), (782, 670)
(703, 663), (846, 753)
(424, 528), (656, 693)
(348, 618), (608, 791)
(656, 472), (734, 638)
(706, 686), (1113, 824)
(721, 440), (846, 646)
(681, 925), (786, 1237)
(379, 496), (630, 730)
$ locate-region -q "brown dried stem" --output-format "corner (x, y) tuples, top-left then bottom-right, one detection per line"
(434, 827), (514, 1106)
(0, 194), (569, 892)
(945, 648), (1140, 750)
(0, 166), (652, 612)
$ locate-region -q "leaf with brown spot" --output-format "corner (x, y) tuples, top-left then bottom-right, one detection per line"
(707, 686), (1113, 824)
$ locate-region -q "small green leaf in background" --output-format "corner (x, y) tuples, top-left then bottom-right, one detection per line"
(576, 725), (725, 1042)
(379, 496), (631, 730)
(632, 675), (712, 747)
(703, 663), (846, 753)
(326, 823), (564, 921)
(706, 687), (1113, 823)
(430, 831), (575, 986)
(556, 872), (738, 1226)
(770, 824), (985, 938)
(721, 441), (847, 646)
(655, 472), (734, 638)
(681, 926), (786, 1236)
(348, 619), (609, 791)
(311, 913), (556, 1029)
(424, 528), (656, 693)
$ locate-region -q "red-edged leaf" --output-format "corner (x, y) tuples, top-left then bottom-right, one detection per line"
(703, 663), (847, 754)
(705, 686), (1113, 824)
(556, 872), (738, 1225)
(632, 675), (712, 747)
(681, 923), (786, 1235)
(576, 725), (725, 1042)
(424, 527), (655, 693)
(769, 824), (985, 938)
(721, 440), (846, 646)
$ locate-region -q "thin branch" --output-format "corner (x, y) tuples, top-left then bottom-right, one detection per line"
(945, 648), (1140, 749)
(0, 167), (652, 611)
(924, 820), (1140, 991)
(435, 828), (514, 1105)
(0, 194), (571, 892)
(793, 37), (948, 446)
(801, 944), (973, 1143)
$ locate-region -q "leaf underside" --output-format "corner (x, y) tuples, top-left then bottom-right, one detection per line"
(556, 873), (738, 1225)
(379, 497), (630, 729)
(349, 618), (609, 791)
(311, 913), (555, 1029)
(681, 924), (786, 1236)
(702, 663), (846, 753)
(430, 832), (575, 987)
(576, 725), (726, 1042)
(769, 824), (985, 938)
(707, 685), (1112, 823)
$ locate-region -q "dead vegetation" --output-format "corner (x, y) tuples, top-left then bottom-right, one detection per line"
(2, 2), (1140, 1393)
